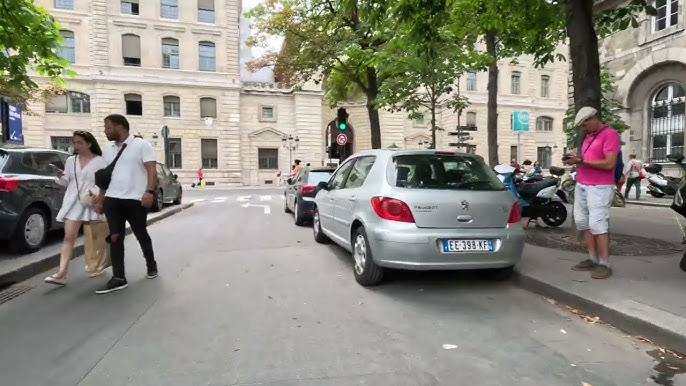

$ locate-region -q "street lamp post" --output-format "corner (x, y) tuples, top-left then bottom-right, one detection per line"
(281, 134), (300, 167)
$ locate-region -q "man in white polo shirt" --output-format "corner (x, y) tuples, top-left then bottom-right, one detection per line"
(93, 114), (158, 294)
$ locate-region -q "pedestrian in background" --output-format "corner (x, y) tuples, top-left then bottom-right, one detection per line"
(624, 154), (644, 200)
(45, 131), (109, 286)
(93, 114), (159, 294)
(564, 106), (621, 279)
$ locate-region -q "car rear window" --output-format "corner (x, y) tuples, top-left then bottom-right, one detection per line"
(390, 154), (505, 191)
(307, 171), (332, 185)
(0, 151), (8, 172)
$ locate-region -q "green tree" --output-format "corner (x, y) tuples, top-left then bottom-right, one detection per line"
(246, 0), (390, 149)
(0, 0), (73, 105)
(374, 9), (486, 148)
(563, 66), (629, 147)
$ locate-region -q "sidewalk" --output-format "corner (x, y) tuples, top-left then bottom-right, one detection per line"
(0, 203), (193, 288)
(515, 236), (686, 354)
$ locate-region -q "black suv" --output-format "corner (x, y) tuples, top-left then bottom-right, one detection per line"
(0, 145), (70, 254)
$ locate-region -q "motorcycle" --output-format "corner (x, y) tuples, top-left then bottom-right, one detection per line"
(494, 164), (568, 227)
(666, 154), (686, 270)
(645, 163), (679, 198)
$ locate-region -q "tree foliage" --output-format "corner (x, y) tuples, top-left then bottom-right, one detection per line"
(0, 0), (73, 105)
(563, 66), (629, 147)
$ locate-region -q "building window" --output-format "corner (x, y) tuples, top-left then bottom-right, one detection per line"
(199, 41), (216, 71)
(125, 93), (143, 116)
(510, 146), (518, 162)
(650, 82), (685, 162)
(536, 116), (554, 131)
(163, 95), (181, 117)
(466, 111), (477, 127)
(55, 0), (73, 10)
(541, 75), (550, 97)
(161, 0), (179, 19)
(511, 71), (521, 94)
(122, 34), (141, 66)
(200, 97), (217, 118)
(162, 38), (179, 69)
(260, 106), (275, 120)
(58, 30), (75, 63)
(654, 0), (679, 32)
(536, 146), (552, 169)
(198, 0), (215, 23)
(414, 114), (425, 126)
(466, 72), (477, 91)
(201, 139), (218, 169)
(258, 148), (279, 170)
(46, 91), (91, 114)
(51, 136), (73, 153)
(168, 138), (182, 168)
(121, 0), (139, 15)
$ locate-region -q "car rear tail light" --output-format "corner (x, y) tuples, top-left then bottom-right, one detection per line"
(300, 185), (316, 194)
(370, 196), (415, 223)
(435, 151), (455, 156)
(508, 201), (522, 223)
(0, 177), (19, 192)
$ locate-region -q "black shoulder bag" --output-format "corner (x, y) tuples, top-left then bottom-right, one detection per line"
(95, 144), (128, 190)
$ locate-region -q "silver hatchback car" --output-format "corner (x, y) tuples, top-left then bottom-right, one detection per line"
(312, 149), (525, 286)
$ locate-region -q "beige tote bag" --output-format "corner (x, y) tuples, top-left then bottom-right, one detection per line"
(83, 220), (111, 272)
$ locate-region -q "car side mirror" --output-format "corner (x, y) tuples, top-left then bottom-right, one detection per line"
(173, 174), (178, 180)
(317, 181), (329, 191)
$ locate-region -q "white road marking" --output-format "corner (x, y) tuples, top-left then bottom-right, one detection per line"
(237, 195), (252, 202)
(214, 196), (228, 200)
(210, 199), (227, 203)
(189, 198), (206, 203)
(264, 205), (271, 214)
(259, 195), (272, 201)
(241, 202), (271, 214)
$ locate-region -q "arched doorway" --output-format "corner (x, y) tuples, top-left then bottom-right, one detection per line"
(325, 117), (355, 162)
(649, 82), (685, 162)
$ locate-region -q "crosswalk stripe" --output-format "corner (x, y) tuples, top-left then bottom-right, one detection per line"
(259, 195), (272, 201)
(189, 198), (206, 203)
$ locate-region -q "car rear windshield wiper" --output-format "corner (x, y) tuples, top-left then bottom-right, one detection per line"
(453, 180), (503, 190)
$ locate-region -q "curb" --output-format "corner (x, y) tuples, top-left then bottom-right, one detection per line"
(625, 200), (671, 208)
(513, 270), (686, 354)
(0, 203), (194, 288)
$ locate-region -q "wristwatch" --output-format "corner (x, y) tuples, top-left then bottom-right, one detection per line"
(146, 189), (155, 195)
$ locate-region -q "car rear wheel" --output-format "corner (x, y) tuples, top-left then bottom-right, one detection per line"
(294, 200), (305, 226)
(10, 206), (48, 254)
(352, 227), (384, 286)
(151, 189), (164, 212)
(312, 208), (329, 243)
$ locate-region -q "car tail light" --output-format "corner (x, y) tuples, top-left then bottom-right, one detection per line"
(370, 196), (415, 223)
(0, 177), (19, 192)
(300, 185), (316, 194)
(508, 201), (522, 223)
(435, 151), (455, 156)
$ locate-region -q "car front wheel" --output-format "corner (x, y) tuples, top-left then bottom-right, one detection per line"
(312, 208), (329, 243)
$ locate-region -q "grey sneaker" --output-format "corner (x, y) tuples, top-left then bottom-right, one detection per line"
(591, 265), (612, 279)
(571, 259), (598, 271)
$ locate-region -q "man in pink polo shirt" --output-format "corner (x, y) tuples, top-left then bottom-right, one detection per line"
(564, 106), (621, 279)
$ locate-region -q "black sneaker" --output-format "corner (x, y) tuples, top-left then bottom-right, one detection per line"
(146, 263), (158, 279)
(95, 277), (128, 294)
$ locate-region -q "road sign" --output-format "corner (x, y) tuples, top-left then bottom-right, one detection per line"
(160, 125), (170, 138)
(455, 125), (478, 132)
(448, 142), (471, 147)
(512, 111), (530, 132)
(336, 133), (348, 145)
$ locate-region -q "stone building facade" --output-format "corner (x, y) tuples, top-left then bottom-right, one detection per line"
(23, 1), (570, 186)
(597, 0), (686, 165)
(322, 44), (571, 168)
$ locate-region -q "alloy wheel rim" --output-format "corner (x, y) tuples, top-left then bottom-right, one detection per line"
(313, 211), (320, 235)
(24, 213), (45, 246)
(353, 234), (366, 275)
(294, 201), (299, 222)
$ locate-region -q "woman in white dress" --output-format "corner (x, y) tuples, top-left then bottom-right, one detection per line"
(45, 131), (108, 286)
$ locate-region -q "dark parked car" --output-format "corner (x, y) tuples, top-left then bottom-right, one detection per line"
(284, 167), (335, 225)
(152, 162), (182, 212)
(0, 145), (70, 253)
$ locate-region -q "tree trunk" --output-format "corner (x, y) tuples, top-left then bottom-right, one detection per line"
(565, 0), (601, 114)
(485, 31), (499, 167)
(365, 69), (382, 149)
(430, 102), (437, 149)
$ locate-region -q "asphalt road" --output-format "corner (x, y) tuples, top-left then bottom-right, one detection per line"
(0, 188), (681, 386)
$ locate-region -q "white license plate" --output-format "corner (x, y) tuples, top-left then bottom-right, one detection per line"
(442, 239), (493, 252)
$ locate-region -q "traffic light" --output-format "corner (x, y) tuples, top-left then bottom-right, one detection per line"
(337, 108), (348, 131)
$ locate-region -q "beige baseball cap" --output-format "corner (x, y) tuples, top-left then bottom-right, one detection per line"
(574, 106), (598, 126)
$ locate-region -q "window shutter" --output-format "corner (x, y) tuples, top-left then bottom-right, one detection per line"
(122, 35), (141, 58)
(198, 0), (214, 10)
(200, 98), (217, 118)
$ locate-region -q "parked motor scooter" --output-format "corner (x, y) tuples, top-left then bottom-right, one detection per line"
(665, 154), (686, 270)
(494, 164), (568, 227)
(645, 163), (679, 198)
